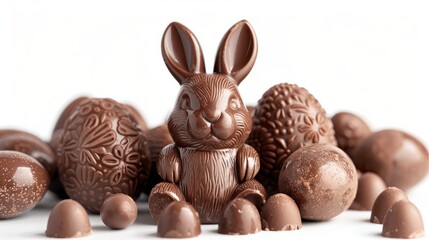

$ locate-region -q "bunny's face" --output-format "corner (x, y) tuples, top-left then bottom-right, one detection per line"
(168, 74), (252, 150)
(162, 20), (257, 150)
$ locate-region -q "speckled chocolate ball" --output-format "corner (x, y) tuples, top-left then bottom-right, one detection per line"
(0, 151), (50, 219)
(353, 129), (429, 191)
(247, 83), (337, 195)
(278, 144), (357, 221)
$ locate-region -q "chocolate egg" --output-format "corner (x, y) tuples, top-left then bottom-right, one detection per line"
(218, 198), (261, 235)
(123, 103), (149, 132)
(143, 124), (173, 195)
(350, 172), (386, 211)
(57, 98), (151, 213)
(100, 193), (137, 229)
(371, 187), (408, 224)
(382, 200), (424, 238)
(261, 193), (302, 231)
(46, 199), (92, 238)
(278, 144), (357, 221)
(247, 83), (337, 194)
(353, 129), (429, 191)
(157, 201), (201, 238)
(0, 151), (50, 219)
(331, 112), (371, 157)
(0, 134), (56, 178)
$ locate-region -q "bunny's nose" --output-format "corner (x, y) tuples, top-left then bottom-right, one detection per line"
(202, 110), (221, 123)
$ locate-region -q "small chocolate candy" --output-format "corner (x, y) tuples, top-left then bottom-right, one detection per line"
(331, 112), (371, 157)
(143, 124), (173, 195)
(278, 144), (358, 221)
(157, 201), (201, 238)
(0, 134), (56, 178)
(353, 129), (429, 191)
(371, 187), (408, 224)
(57, 98), (151, 213)
(218, 198), (261, 235)
(382, 200), (424, 238)
(261, 193), (302, 231)
(247, 83), (337, 195)
(0, 151), (50, 219)
(100, 193), (137, 229)
(350, 172), (386, 211)
(46, 199), (92, 238)
(123, 103), (149, 132)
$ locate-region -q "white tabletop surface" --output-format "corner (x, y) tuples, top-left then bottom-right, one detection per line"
(1, 0), (428, 239)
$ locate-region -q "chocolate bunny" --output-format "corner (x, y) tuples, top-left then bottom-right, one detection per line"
(148, 20), (266, 224)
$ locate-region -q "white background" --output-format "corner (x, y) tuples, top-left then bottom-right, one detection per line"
(0, 0), (428, 239)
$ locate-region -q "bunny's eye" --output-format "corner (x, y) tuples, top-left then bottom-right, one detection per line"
(229, 98), (240, 110)
(181, 97), (190, 110)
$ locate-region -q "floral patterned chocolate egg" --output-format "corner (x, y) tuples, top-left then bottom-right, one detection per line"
(57, 98), (150, 213)
(247, 83), (337, 195)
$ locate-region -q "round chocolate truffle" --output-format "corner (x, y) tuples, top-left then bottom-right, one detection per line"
(371, 187), (408, 224)
(218, 198), (261, 235)
(143, 124), (173, 195)
(247, 83), (337, 195)
(382, 200), (424, 238)
(157, 201), (201, 238)
(46, 199), (92, 238)
(350, 172), (386, 211)
(331, 112), (371, 157)
(261, 193), (302, 231)
(57, 98), (151, 213)
(100, 193), (137, 229)
(0, 151), (50, 219)
(353, 129), (429, 191)
(278, 144), (358, 221)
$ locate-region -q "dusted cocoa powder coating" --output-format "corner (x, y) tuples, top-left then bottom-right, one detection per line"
(143, 125), (173, 195)
(46, 199), (92, 238)
(157, 201), (201, 238)
(248, 83), (337, 195)
(371, 187), (408, 224)
(218, 198), (261, 235)
(261, 193), (302, 231)
(331, 112), (371, 157)
(100, 193), (137, 229)
(57, 98), (151, 213)
(350, 172), (386, 211)
(148, 20), (266, 224)
(278, 144), (357, 221)
(382, 200), (424, 238)
(354, 129), (429, 191)
(0, 151), (50, 219)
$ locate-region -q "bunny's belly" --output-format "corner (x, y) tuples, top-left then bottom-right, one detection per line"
(178, 148), (238, 223)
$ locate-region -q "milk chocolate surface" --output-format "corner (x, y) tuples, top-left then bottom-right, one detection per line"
(371, 187), (408, 224)
(261, 193), (302, 231)
(350, 172), (386, 211)
(382, 200), (424, 238)
(100, 193), (137, 229)
(157, 201), (201, 238)
(218, 198), (261, 235)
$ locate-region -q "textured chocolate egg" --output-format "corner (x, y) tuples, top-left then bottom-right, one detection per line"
(278, 144), (357, 221)
(353, 129), (429, 191)
(57, 98), (151, 213)
(46, 199), (92, 238)
(143, 124), (173, 195)
(123, 103), (149, 132)
(0, 134), (56, 178)
(247, 83), (337, 194)
(331, 112), (371, 157)
(0, 151), (50, 219)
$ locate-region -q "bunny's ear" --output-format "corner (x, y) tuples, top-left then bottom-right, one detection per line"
(162, 22), (206, 85)
(214, 20), (257, 85)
